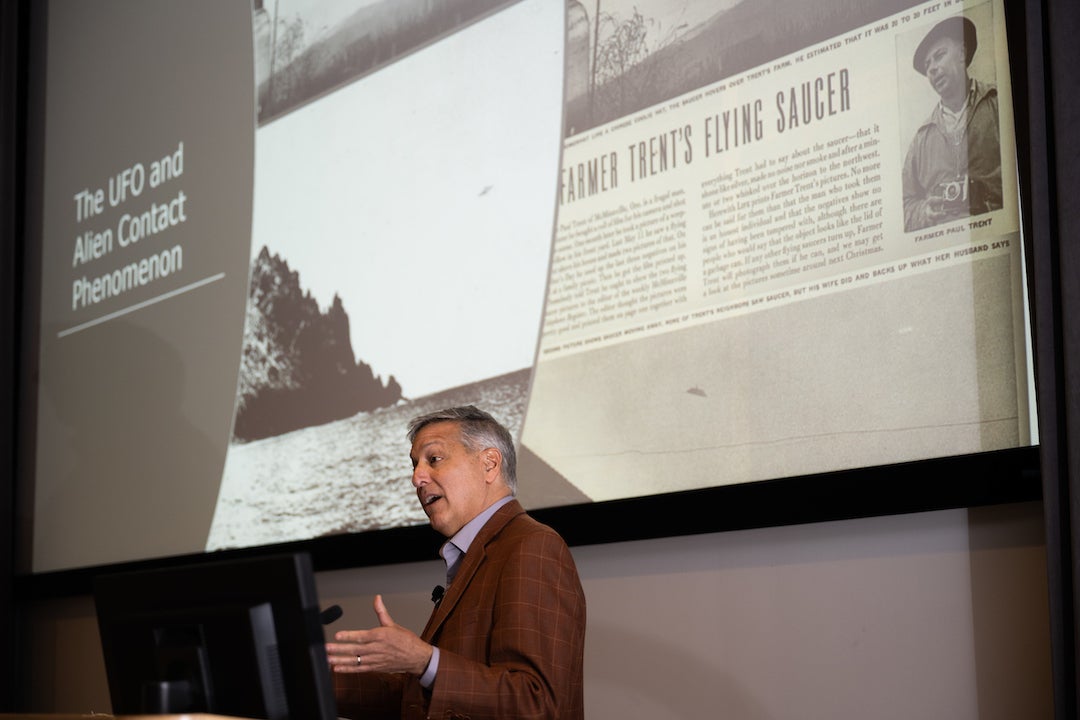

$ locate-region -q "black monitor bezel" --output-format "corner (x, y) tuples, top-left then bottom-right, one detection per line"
(93, 551), (337, 720)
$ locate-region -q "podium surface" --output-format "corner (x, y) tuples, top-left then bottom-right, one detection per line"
(0, 715), (254, 719)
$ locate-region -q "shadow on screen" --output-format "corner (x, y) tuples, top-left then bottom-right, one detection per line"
(93, 552), (337, 719)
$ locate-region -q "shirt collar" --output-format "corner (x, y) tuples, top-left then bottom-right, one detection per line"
(440, 494), (514, 581)
(447, 494), (514, 556)
(940, 78), (976, 122)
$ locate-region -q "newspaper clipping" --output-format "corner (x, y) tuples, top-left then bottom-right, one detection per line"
(522, 0), (1028, 502)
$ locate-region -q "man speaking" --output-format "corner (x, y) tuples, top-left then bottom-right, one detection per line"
(326, 406), (586, 719)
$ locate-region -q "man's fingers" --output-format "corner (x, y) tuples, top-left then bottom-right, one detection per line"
(325, 644), (359, 671)
(326, 641), (364, 661)
(373, 594), (395, 627)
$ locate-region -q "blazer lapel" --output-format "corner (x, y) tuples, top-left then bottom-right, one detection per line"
(420, 499), (524, 641)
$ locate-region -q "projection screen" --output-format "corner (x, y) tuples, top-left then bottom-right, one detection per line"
(24, 0), (1035, 573)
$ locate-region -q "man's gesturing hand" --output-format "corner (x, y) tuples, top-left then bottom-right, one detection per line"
(325, 594), (433, 676)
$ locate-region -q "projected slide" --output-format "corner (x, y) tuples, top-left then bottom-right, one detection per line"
(522, 0), (1029, 499)
(204, 0), (567, 551)
(28, 0), (1033, 573)
(31, 0), (255, 572)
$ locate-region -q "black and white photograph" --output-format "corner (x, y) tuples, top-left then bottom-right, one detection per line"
(206, 0), (565, 550)
(565, 0), (923, 135)
(526, 0), (1028, 504)
(253, 0), (518, 122)
(898, 4), (1003, 232)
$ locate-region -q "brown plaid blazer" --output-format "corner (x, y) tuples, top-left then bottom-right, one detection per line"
(334, 499), (587, 719)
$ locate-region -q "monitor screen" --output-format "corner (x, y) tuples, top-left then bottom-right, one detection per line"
(93, 552), (337, 719)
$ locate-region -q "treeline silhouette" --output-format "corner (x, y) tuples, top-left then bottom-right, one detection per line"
(233, 247), (401, 441)
(570, 0), (923, 133)
(259, 0), (511, 124)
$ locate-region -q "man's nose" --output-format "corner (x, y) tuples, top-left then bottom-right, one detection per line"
(412, 466), (429, 488)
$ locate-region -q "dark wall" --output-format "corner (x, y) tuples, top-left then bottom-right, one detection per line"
(0, 0), (29, 710)
(1019, 0), (1080, 715)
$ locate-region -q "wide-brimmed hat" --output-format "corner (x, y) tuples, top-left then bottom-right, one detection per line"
(913, 16), (977, 75)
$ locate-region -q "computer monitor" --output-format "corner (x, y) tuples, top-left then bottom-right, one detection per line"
(93, 552), (337, 719)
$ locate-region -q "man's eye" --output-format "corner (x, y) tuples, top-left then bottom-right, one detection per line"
(429, 456), (443, 464)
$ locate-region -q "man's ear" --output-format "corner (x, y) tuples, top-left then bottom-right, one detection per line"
(482, 448), (501, 479)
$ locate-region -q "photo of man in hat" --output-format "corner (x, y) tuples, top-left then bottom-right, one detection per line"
(901, 14), (1003, 232)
